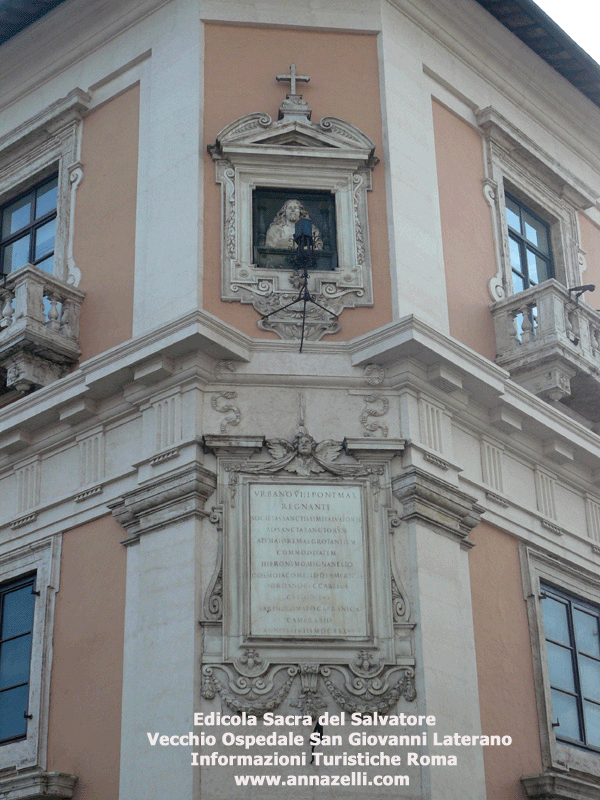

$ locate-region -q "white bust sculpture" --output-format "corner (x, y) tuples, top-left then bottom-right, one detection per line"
(265, 199), (323, 250)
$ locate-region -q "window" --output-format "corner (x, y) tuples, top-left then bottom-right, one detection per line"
(0, 176), (58, 276)
(0, 89), (89, 287)
(477, 106), (595, 303)
(541, 584), (600, 751)
(505, 193), (553, 293)
(0, 573), (36, 745)
(522, 546), (600, 793)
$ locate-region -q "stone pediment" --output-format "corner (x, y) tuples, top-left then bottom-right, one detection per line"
(209, 113), (377, 166)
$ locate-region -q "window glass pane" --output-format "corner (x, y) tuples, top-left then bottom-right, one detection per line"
(0, 685), (28, 741)
(2, 585), (35, 639)
(527, 250), (552, 284)
(583, 701), (600, 747)
(526, 249), (539, 284)
(579, 655), (600, 702)
(512, 271), (525, 294)
(574, 608), (600, 658)
(2, 234), (30, 271)
(524, 210), (549, 253)
(542, 594), (571, 645)
(0, 635), (32, 689)
(36, 254), (54, 274)
(546, 640), (576, 692)
(506, 197), (521, 232)
(551, 688), (582, 741)
(34, 218), (55, 261)
(35, 177), (58, 219)
(2, 194), (33, 238)
(509, 236), (523, 273)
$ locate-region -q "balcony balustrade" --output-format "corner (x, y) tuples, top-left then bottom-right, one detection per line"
(0, 263), (84, 392)
(491, 279), (600, 424)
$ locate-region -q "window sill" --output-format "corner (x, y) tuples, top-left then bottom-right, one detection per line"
(0, 771), (77, 799)
(522, 770), (600, 800)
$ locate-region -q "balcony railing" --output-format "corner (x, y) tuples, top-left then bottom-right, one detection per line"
(491, 279), (600, 422)
(0, 263), (85, 392)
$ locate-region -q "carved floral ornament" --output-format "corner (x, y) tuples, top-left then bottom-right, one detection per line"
(208, 69), (378, 341)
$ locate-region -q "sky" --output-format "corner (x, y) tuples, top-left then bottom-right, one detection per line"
(534, 0), (600, 64)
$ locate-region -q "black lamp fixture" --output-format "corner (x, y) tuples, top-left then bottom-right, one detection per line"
(568, 283), (595, 306)
(260, 219), (338, 352)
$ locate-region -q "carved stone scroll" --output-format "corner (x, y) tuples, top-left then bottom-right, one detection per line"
(201, 653), (416, 719)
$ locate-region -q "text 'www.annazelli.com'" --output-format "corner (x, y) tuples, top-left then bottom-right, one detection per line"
(233, 773), (408, 787)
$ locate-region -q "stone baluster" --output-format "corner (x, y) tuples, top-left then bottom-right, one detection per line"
(509, 309), (521, 347)
(0, 288), (15, 329)
(46, 293), (61, 333)
(521, 304), (536, 343)
(60, 299), (72, 339)
(591, 324), (600, 356)
(565, 305), (580, 344)
(59, 297), (81, 340)
(11, 266), (45, 325)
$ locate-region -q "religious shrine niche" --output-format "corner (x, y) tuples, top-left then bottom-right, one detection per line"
(208, 64), (378, 342)
(200, 422), (416, 719)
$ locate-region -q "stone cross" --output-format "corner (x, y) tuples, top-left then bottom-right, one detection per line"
(276, 63), (310, 95)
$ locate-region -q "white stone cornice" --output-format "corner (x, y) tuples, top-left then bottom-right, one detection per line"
(81, 309), (252, 390)
(385, 0), (600, 172)
(392, 466), (484, 545)
(0, 0), (170, 116)
(109, 462), (217, 542)
(0, 88), (90, 157)
(349, 313), (509, 390)
(0, 309), (251, 440)
(476, 106), (598, 209)
(349, 315), (600, 463)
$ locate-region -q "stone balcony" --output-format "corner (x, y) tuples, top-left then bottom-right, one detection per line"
(491, 279), (600, 424)
(0, 264), (84, 392)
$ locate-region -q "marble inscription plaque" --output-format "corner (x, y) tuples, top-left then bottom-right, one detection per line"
(249, 483), (368, 637)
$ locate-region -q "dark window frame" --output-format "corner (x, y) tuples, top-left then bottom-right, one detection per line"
(0, 572), (37, 746)
(505, 191), (554, 292)
(0, 174), (58, 276)
(541, 582), (600, 752)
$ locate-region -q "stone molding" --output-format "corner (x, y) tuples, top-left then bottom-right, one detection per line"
(109, 462), (216, 542)
(521, 771), (600, 800)
(392, 467), (484, 543)
(0, 771), (77, 800)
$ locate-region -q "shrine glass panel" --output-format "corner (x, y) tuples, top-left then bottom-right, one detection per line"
(253, 187), (337, 270)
